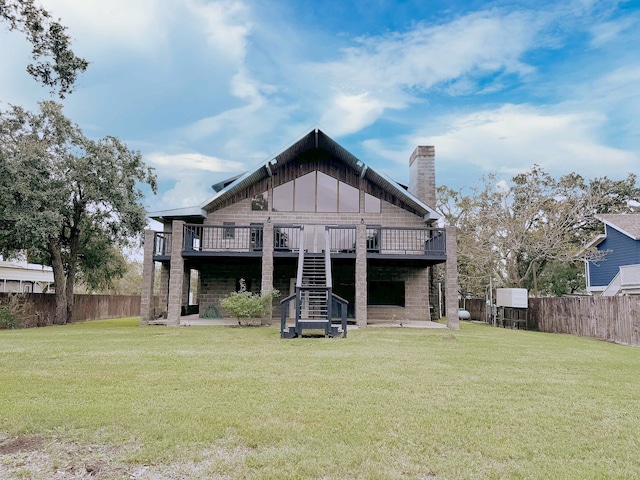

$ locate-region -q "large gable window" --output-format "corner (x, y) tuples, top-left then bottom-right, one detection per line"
(339, 182), (359, 213)
(273, 181), (294, 211)
(272, 171), (368, 213)
(364, 192), (381, 213)
(317, 172), (338, 212)
(294, 172), (316, 212)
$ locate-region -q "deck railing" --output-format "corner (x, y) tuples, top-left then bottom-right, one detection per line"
(183, 224), (264, 252)
(159, 224), (445, 257)
(274, 224), (303, 251)
(326, 225), (357, 252)
(153, 232), (172, 256)
(366, 227), (446, 255)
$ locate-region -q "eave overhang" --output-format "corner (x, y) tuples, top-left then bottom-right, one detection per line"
(596, 214), (640, 240)
(148, 206), (206, 223)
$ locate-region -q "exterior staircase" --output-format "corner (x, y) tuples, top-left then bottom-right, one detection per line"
(300, 255), (328, 322)
(280, 226), (348, 338)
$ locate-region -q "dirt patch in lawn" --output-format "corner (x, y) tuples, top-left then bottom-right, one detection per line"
(0, 435), (44, 455)
(0, 435), (244, 479)
(0, 436), (131, 479)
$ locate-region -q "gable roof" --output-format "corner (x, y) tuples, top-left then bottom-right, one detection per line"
(597, 214), (640, 240)
(198, 129), (440, 221)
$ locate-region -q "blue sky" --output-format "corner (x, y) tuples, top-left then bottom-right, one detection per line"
(1, 0), (639, 215)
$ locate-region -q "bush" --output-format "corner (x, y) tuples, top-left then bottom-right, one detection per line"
(220, 279), (279, 325)
(0, 293), (50, 329)
(0, 305), (17, 329)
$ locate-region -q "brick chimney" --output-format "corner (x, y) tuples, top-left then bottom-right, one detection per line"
(408, 146), (436, 209)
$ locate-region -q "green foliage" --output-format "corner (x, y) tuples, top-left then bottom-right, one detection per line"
(0, 0), (89, 97)
(220, 279), (279, 324)
(0, 101), (157, 323)
(0, 305), (16, 329)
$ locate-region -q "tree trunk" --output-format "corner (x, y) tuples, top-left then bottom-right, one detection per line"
(48, 240), (67, 325)
(65, 270), (75, 324)
(65, 222), (80, 324)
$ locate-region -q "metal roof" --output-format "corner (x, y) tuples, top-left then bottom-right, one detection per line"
(148, 206), (206, 222)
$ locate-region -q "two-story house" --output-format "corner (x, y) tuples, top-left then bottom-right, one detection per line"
(140, 129), (458, 335)
(585, 214), (640, 296)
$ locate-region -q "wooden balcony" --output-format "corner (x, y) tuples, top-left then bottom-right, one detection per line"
(152, 224), (447, 263)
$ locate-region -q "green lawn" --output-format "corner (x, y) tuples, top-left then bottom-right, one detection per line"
(1, 318), (640, 479)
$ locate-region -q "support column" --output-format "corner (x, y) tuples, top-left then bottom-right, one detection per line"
(167, 220), (185, 326)
(261, 222), (274, 324)
(445, 226), (459, 330)
(355, 223), (368, 327)
(140, 229), (156, 325)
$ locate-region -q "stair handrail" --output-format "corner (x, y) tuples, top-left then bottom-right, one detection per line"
(331, 293), (348, 338)
(295, 225), (305, 288)
(324, 227), (332, 289)
(280, 293), (296, 338)
(323, 227), (333, 322)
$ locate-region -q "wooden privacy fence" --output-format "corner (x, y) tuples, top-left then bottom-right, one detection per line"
(464, 296), (640, 347)
(0, 293), (142, 323)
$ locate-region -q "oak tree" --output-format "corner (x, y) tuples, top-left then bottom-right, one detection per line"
(1, 0), (88, 97)
(0, 101), (156, 323)
(438, 166), (640, 297)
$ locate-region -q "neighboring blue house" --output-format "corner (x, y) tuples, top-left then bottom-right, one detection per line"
(585, 214), (640, 295)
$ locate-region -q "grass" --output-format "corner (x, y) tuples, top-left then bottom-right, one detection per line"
(1, 318), (640, 479)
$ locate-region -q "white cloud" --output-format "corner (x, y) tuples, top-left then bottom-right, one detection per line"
(412, 104), (639, 179)
(43, 0), (171, 55)
(496, 180), (510, 193)
(589, 16), (637, 47)
(185, 0), (252, 64)
(299, 9), (545, 135)
(145, 151), (245, 209)
(146, 152), (244, 173)
(320, 92), (388, 136)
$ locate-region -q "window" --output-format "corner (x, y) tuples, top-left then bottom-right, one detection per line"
(223, 221), (235, 239)
(339, 182), (359, 212)
(294, 172), (316, 212)
(273, 181), (294, 211)
(317, 172), (338, 212)
(367, 281), (405, 307)
(251, 192), (268, 211)
(364, 193), (381, 213)
(272, 171), (363, 213)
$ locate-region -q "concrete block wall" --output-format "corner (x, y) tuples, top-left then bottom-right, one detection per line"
(366, 264), (430, 323)
(203, 194), (427, 229)
(167, 220), (185, 326)
(199, 261), (262, 318)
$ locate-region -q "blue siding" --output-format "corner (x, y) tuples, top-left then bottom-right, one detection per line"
(589, 226), (640, 287)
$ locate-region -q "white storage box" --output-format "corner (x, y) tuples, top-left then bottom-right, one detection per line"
(496, 288), (528, 308)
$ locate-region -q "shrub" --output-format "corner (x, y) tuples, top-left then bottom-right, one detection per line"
(0, 305), (17, 329)
(0, 293), (49, 329)
(220, 279), (279, 325)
